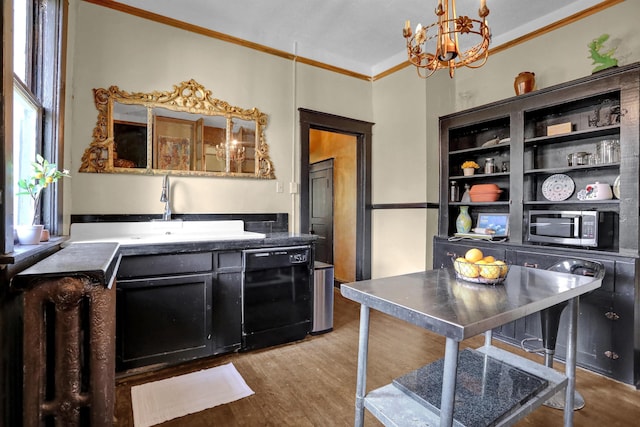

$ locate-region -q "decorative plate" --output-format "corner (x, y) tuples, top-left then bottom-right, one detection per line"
(482, 138), (500, 147)
(542, 174), (575, 201)
(613, 175), (621, 199)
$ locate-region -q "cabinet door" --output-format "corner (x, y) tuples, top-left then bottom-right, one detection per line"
(554, 289), (615, 378)
(608, 259), (637, 385)
(212, 251), (243, 354)
(509, 250), (616, 376)
(212, 271), (242, 354)
(116, 273), (213, 371)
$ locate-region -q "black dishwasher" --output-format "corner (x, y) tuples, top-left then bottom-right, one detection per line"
(242, 246), (312, 350)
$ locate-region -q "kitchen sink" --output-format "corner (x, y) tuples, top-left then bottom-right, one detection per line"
(67, 220), (266, 246)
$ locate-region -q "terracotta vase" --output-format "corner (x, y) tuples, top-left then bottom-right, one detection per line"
(514, 71), (535, 95)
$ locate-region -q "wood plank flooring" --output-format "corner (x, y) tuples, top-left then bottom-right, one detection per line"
(115, 288), (639, 426)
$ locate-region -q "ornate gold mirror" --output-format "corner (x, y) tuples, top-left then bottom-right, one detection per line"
(79, 79), (275, 178)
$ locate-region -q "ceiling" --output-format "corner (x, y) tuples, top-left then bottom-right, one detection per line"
(110, 0), (612, 77)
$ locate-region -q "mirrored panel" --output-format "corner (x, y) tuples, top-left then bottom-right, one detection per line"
(79, 80), (275, 178)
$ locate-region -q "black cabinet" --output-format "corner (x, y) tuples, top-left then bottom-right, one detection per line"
(439, 63), (639, 252)
(116, 252), (214, 370)
(117, 272), (213, 370)
(212, 251), (243, 355)
(116, 250), (243, 371)
(435, 64), (640, 388)
(434, 237), (637, 386)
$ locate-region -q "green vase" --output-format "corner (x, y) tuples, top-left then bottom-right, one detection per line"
(456, 206), (472, 233)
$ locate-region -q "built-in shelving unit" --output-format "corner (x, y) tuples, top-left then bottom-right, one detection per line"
(435, 63), (640, 388)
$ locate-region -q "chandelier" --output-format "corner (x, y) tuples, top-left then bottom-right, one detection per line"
(403, 0), (491, 78)
(216, 139), (246, 173)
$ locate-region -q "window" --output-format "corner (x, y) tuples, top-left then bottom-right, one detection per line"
(8, 0), (66, 248)
(13, 81), (42, 226)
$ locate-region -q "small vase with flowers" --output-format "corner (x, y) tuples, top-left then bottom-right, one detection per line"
(16, 154), (70, 244)
(461, 160), (479, 176)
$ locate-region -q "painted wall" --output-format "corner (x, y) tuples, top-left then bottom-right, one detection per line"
(64, 1), (372, 233)
(369, 0), (640, 278)
(65, 0), (640, 280)
(309, 130), (357, 283)
(451, 1), (640, 112)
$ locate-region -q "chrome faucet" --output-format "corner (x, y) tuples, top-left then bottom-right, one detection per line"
(160, 175), (172, 221)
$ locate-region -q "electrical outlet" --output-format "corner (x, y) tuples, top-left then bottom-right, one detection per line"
(276, 182), (284, 193)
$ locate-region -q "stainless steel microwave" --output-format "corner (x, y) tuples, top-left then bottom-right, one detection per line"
(527, 210), (614, 247)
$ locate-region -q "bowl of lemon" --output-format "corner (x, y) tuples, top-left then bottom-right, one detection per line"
(452, 248), (509, 285)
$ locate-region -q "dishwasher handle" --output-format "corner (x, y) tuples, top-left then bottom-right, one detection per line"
(243, 246), (311, 271)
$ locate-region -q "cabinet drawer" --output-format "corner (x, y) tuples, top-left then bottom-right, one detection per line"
(117, 252), (213, 278)
(215, 251), (243, 271)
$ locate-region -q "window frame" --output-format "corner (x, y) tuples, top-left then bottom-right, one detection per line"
(2, 0), (68, 254)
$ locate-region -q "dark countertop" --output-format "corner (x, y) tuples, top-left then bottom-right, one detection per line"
(10, 233), (315, 291)
(111, 232), (317, 256)
(11, 242), (121, 291)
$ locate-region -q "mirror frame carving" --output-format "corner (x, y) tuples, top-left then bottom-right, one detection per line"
(79, 79), (275, 178)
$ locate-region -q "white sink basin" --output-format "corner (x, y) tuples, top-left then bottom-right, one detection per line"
(67, 220), (266, 246)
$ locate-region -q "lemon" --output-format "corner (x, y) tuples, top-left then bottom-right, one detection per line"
(464, 248), (484, 263)
(494, 260), (508, 277)
(483, 255), (495, 263)
(453, 257), (467, 273)
(459, 262), (479, 278)
(479, 264), (501, 279)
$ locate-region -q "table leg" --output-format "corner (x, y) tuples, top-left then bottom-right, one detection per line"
(354, 304), (370, 427)
(440, 337), (460, 427)
(564, 296), (579, 426)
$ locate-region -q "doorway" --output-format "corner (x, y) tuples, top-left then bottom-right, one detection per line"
(299, 109), (373, 281)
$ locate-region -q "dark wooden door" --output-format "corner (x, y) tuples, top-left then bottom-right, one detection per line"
(310, 159), (334, 264)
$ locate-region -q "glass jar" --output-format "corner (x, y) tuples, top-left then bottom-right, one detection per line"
(484, 158), (495, 174)
(596, 139), (620, 164)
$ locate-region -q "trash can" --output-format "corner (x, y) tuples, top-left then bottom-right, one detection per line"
(311, 261), (334, 334)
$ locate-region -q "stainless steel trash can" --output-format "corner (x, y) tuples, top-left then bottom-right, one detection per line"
(311, 261), (334, 334)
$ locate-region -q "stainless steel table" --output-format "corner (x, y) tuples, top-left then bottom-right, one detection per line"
(341, 266), (603, 427)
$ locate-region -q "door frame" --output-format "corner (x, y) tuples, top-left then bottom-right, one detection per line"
(299, 108), (373, 281)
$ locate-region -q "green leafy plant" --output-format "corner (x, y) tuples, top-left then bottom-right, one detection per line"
(17, 154), (70, 225)
(588, 34), (618, 73)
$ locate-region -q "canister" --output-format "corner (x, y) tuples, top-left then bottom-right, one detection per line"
(567, 152), (590, 166)
(484, 158), (495, 174)
(596, 139), (620, 164)
(450, 181), (459, 202)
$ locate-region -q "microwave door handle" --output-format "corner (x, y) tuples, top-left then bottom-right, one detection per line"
(574, 218), (580, 238)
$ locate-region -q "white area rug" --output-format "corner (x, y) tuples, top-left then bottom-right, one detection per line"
(131, 362), (254, 427)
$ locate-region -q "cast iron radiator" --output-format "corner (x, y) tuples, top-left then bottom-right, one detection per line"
(22, 276), (115, 426)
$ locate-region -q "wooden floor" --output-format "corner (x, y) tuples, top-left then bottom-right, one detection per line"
(115, 288), (639, 426)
